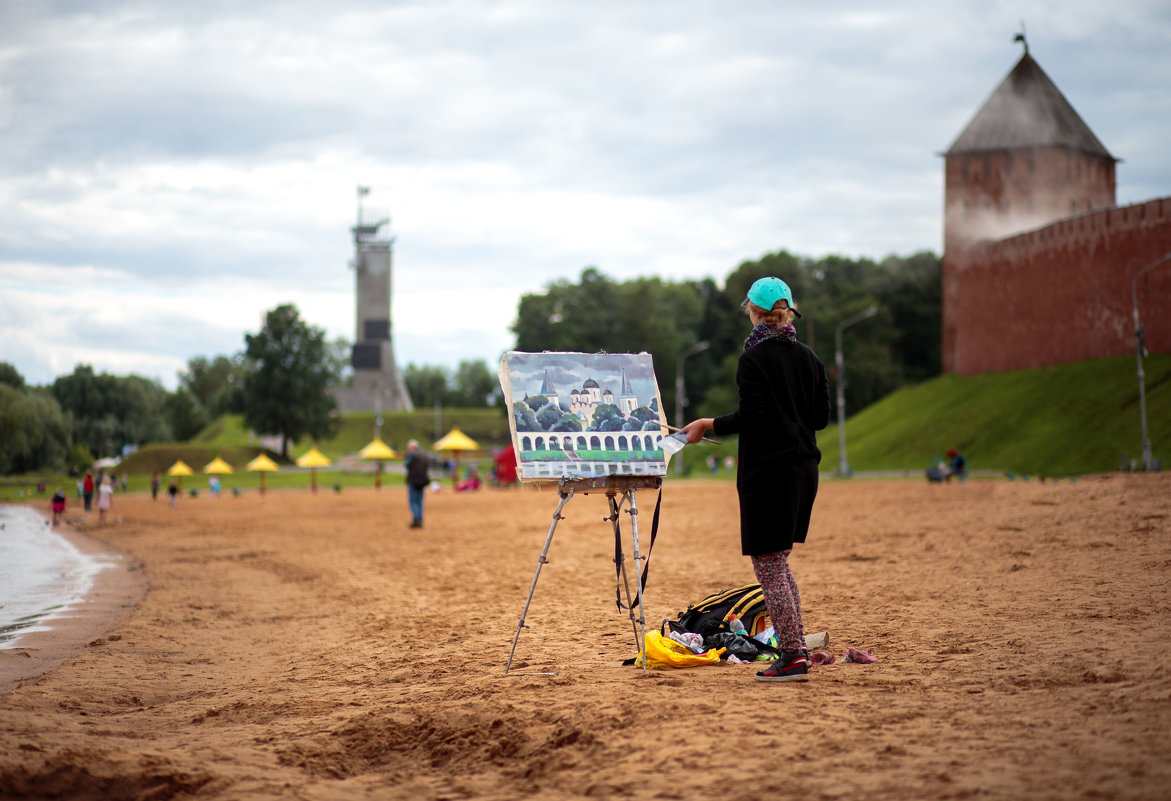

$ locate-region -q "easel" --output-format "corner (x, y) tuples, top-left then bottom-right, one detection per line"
(505, 475), (663, 676)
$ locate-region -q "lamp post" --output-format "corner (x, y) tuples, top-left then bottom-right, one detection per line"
(835, 305), (878, 477)
(1132, 251), (1171, 471)
(674, 340), (710, 476)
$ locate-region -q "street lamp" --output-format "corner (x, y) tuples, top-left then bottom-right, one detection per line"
(1132, 251), (1171, 471)
(675, 340), (710, 475)
(835, 305), (878, 477)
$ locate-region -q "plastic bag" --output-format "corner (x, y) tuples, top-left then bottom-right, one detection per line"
(635, 631), (725, 669)
(703, 632), (770, 661)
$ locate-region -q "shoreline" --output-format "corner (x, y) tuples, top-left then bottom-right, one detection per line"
(0, 508), (148, 694)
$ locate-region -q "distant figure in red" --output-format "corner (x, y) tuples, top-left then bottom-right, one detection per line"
(82, 471), (95, 512)
(50, 487), (67, 526)
(494, 444), (518, 487)
(456, 466), (482, 493)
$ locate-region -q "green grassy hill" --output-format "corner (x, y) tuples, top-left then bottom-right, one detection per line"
(673, 353), (1171, 479)
(826, 353), (1170, 476)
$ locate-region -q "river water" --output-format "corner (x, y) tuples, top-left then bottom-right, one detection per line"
(0, 505), (116, 648)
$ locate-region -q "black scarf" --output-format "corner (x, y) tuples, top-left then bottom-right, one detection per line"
(743, 322), (797, 351)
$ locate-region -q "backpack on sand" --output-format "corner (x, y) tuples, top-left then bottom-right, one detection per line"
(662, 583), (770, 639)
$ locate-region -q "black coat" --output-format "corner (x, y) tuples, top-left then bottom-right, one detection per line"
(712, 338), (830, 555)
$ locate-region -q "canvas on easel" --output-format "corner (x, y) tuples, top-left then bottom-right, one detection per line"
(497, 351), (672, 674)
(497, 351), (672, 481)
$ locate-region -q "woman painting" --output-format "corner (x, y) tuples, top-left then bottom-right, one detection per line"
(683, 276), (830, 682)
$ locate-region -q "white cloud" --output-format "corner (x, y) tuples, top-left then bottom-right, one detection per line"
(1, 0), (1168, 390)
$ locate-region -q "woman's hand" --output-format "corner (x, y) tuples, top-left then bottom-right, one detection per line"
(681, 418), (714, 445)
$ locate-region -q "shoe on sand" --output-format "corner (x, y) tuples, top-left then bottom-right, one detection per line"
(755, 652), (810, 683)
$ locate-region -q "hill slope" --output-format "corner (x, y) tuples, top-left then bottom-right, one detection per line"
(817, 353), (1171, 477)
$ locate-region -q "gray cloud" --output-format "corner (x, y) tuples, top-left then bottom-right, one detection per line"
(1, 0), (1168, 389)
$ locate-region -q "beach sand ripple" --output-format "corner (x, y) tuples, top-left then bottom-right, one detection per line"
(1, 474), (1170, 800)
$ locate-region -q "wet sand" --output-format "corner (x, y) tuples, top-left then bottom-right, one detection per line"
(1, 474), (1169, 800)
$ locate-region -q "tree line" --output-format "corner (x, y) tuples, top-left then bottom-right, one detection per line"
(1, 249), (940, 474)
(513, 250), (941, 425)
(0, 305), (505, 474)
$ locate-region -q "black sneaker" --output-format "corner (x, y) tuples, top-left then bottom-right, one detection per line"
(754, 651), (810, 683)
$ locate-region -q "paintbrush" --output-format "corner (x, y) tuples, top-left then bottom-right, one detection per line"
(657, 423), (720, 445)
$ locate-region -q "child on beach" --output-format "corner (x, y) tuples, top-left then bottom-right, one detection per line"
(50, 487), (67, 526)
(683, 276), (830, 683)
(97, 476), (113, 524)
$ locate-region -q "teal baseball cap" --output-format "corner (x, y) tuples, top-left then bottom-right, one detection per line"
(740, 277), (802, 318)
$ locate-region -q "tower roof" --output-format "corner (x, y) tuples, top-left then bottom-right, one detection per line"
(944, 52), (1115, 160)
(620, 368), (635, 397)
(539, 369), (558, 396)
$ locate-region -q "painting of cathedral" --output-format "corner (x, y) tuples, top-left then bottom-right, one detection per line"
(498, 351), (671, 481)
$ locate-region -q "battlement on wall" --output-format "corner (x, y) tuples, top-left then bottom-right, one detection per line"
(983, 197), (1171, 255)
(944, 196), (1171, 375)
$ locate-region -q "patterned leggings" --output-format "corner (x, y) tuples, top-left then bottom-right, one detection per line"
(751, 550), (805, 653)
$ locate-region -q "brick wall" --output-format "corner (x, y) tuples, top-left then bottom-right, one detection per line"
(943, 196), (1171, 375)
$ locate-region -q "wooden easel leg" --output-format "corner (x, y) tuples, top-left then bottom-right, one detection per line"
(505, 488), (574, 675)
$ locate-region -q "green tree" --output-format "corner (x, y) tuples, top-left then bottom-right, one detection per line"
(552, 413), (582, 432)
(404, 363), (448, 408)
(589, 403), (624, 431)
(0, 361), (25, 390)
(165, 387), (210, 441)
(0, 384), (70, 474)
(179, 354), (246, 418)
(241, 304), (341, 458)
(535, 403), (564, 429)
(52, 365), (172, 457)
(514, 404), (538, 432)
(446, 360), (501, 407)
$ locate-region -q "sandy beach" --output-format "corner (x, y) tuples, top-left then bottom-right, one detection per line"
(1, 473), (1170, 800)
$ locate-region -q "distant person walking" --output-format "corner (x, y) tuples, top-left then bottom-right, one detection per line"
(405, 440), (430, 529)
(683, 276), (830, 683)
(168, 480), (179, 507)
(82, 471), (95, 512)
(151, 471), (160, 501)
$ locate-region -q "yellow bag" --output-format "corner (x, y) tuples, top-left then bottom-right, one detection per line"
(635, 631), (724, 669)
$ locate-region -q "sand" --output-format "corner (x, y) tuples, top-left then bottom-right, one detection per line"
(1, 473), (1170, 800)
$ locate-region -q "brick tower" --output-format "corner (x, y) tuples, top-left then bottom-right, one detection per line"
(941, 38), (1118, 371)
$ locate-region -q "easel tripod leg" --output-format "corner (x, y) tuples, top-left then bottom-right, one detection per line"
(628, 487), (648, 675)
(505, 489), (573, 675)
(609, 492), (642, 653)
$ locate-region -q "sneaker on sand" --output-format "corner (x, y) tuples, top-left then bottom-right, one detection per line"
(755, 652), (810, 683)
(804, 631), (829, 651)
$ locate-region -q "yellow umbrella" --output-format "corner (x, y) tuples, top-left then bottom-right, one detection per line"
(359, 438), (398, 489)
(295, 446), (332, 493)
(246, 452), (280, 496)
(167, 459), (193, 491)
(203, 456), (234, 474)
(202, 455), (233, 498)
(433, 427), (479, 483)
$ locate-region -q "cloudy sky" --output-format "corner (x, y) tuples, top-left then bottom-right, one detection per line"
(2, 1), (1169, 390)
